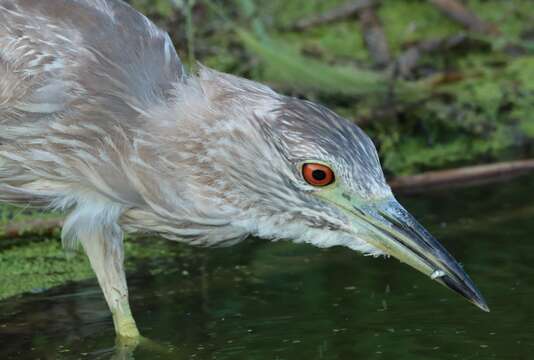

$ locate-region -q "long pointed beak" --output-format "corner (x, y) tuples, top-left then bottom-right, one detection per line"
(364, 199), (488, 312)
(320, 191), (488, 311)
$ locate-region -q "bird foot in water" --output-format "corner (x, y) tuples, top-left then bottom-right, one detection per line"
(113, 335), (172, 359)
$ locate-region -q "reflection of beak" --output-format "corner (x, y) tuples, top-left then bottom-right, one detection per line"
(319, 190), (489, 312)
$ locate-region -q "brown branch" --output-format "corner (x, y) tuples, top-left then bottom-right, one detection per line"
(2, 218), (63, 238)
(358, 6), (391, 68)
(429, 0), (499, 35)
(292, 0), (376, 31)
(389, 159), (534, 193)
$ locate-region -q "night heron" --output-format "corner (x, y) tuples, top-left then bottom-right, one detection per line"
(0, 0), (487, 341)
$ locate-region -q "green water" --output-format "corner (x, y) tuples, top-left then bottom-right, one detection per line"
(1, 175), (534, 359)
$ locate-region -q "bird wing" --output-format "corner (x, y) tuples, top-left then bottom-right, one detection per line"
(0, 1), (246, 246)
(0, 0), (185, 129)
(0, 0), (188, 208)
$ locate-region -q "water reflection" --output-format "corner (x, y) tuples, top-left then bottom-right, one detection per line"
(2, 175), (534, 359)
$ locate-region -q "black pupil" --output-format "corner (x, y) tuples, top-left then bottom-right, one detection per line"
(312, 169), (326, 181)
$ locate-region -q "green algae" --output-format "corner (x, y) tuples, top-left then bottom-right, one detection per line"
(0, 234), (181, 300)
(0, 239), (92, 300)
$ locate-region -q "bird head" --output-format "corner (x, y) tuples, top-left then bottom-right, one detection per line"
(171, 68), (488, 311)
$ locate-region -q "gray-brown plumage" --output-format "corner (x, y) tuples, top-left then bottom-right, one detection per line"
(0, 0), (487, 340)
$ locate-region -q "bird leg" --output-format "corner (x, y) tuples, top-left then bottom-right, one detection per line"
(78, 223), (140, 340)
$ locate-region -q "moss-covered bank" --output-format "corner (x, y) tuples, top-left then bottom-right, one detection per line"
(0, 234), (184, 300)
(133, 0), (534, 175)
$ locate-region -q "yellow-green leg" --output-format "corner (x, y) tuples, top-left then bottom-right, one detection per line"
(112, 298), (140, 340)
(77, 224), (141, 341)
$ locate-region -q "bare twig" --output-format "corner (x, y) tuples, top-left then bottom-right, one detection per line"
(358, 6), (390, 68)
(396, 33), (469, 77)
(429, 0), (499, 35)
(389, 159), (534, 193)
(292, 0), (376, 31)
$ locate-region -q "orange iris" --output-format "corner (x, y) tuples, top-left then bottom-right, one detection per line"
(302, 163), (335, 187)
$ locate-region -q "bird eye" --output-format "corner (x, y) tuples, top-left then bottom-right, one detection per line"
(302, 163), (335, 187)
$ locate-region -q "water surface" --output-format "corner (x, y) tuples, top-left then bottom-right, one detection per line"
(1, 175), (534, 359)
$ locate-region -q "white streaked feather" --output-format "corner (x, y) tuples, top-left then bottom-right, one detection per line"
(0, 0), (390, 257)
